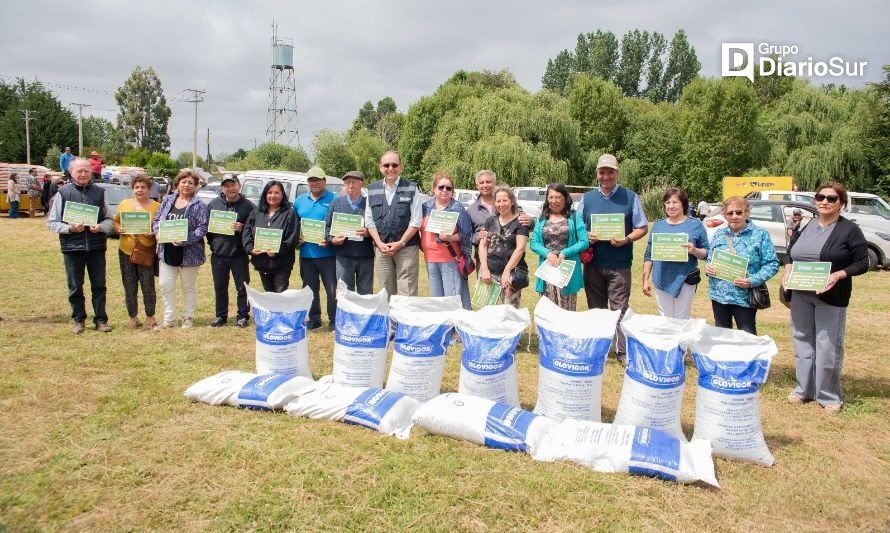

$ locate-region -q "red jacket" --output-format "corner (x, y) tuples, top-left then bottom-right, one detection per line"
(89, 156), (103, 174)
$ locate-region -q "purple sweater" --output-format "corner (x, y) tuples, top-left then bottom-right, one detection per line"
(152, 193), (209, 267)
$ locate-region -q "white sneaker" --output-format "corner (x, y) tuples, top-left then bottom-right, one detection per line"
(153, 321), (176, 331)
(181, 318), (194, 329)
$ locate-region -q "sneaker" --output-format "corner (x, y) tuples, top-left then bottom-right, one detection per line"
(787, 393), (805, 405)
(153, 321), (176, 331)
(235, 317), (250, 328)
(209, 317), (227, 328)
(72, 321), (85, 335)
(181, 318), (194, 329)
(823, 403), (842, 415)
(96, 322), (113, 333)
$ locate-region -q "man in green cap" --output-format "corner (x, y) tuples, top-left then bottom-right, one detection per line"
(294, 166), (338, 329)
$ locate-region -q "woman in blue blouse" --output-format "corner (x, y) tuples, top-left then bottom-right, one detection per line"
(530, 183), (589, 311)
(704, 196), (779, 335)
(641, 187), (709, 319)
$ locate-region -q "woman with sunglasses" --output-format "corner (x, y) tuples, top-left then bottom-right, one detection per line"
(529, 183), (588, 311)
(641, 187), (709, 319)
(704, 196), (778, 334)
(784, 182), (868, 413)
(243, 180), (299, 293)
(419, 173), (473, 308)
(478, 186), (530, 307)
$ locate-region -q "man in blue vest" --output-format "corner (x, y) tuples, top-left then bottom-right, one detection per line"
(364, 151), (422, 297)
(325, 170), (374, 294)
(294, 166), (338, 330)
(579, 154), (649, 365)
(46, 158), (114, 334)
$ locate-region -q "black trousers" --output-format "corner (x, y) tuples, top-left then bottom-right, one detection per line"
(300, 256), (337, 324)
(63, 250), (107, 324)
(711, 300), (758, 335)
(259, 269), (291, 293)
(211, 254), (251, 319)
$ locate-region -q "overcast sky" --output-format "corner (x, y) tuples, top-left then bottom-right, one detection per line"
(2, 0), (888, 161)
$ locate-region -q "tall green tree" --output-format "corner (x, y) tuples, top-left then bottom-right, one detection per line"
(589, 30), (619, 82)
(224, 143), (310, 172)
(574, 34), (591, 74)
(312, 129), (354, 178)
(662, 30), (701, 103)
(346, 128), (388, 180)
(114, 66), (171, 153)
(615, 30), (651, 98)
(353, 101), (376, 131)
(0, 78), (77, 164)
(643, 32), (668, 102)
(868, 65), (890, 196)
(82, 116), (116, 150)
(541, 50), (576, 95)
(566, 74), (626, 157)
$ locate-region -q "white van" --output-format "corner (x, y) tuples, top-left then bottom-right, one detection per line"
(237, 170), (345, 204)
(745, 190), (816, 204)
(844, 192), (890, 233)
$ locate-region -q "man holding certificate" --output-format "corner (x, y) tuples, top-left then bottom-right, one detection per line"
(783, 181), (869, 413)
(325, 171), (374, 294)
(207, 174), (255, 328)
(577, 154), (648, 365)
(46, 158), (114, 334)
(294, 167), (337, 330)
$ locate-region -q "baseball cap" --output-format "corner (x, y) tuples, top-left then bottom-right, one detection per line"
(792, 208), (801, 215)
(342, 170), (365, 181)
(307, 166), (326, 179)
(596, 154), (619, 170)
(220, 173), (239, 185)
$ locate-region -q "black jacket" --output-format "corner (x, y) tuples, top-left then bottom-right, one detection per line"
(242, 206), (299, 273)
(207, 194), (255, 258)
(785, 216), (869, 307)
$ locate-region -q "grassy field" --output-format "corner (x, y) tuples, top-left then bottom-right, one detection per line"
(1, 215), (889, 531)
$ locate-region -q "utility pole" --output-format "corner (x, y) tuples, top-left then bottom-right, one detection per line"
(184, 89), (206, 169)
(206, 128), (211, 167)
(22, 109), (34, 164)
(70, 103), (91, 156)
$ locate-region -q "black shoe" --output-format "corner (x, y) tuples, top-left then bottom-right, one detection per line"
(235, 317), (249, 328)
(209, 317), (227, 328)
(305, 320), (322, 330)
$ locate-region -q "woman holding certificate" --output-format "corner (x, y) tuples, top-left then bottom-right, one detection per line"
(113, 172), (160, 329)
(529, 183), (588, 311)
(152, 169), (209, 329)
(478, 186), (530, 308)
(641, 187), (709, 319)
(704, 196), (778, 335)
(420, 173), (474, 309)
(784, 181), (868, 413)
(243, 180), (299, 293)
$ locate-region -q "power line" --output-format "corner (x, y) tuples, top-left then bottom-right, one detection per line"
(184, 89), (206, 169)
(69, 103), (91, 156)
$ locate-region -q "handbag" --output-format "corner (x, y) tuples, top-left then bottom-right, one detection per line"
(684, 268), (701, 285)
(129, 239), (156, 268)
(724, 234), (770, 309)
(778, 282), (792, 308)
(569, 215), (594, 264)
(446, 241), (475, 278)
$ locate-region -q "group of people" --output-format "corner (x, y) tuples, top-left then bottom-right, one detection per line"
(5, 167), (63, 218)
(45, 152), (869, 413)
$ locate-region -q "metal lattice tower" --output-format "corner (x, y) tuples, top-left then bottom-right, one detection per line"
(266, 21), (299, 145)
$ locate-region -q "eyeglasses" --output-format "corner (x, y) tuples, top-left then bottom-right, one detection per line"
(814, 193), (840, 203)
(381, 163), (400, 169)
(725, 210), (745, 216)
(437, 185), (453, 191)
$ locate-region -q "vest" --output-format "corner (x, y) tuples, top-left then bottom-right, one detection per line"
(367, 179), (420, 246)
(329, 194), (375, 258)
(582, 186), (635, 269)
(58, 182), (108, 253)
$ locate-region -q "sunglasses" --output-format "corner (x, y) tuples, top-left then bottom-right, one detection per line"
(381, 163), (400, 169)
(814, 193), (840, 203)
(725, 210), (745, 216)
(437, 185), (453, 191)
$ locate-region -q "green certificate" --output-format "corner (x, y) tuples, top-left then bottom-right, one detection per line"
(120, 211), (151, 234)
(329, 212), (363, 238)
(471, 280), (501, 308)
(534, 259), (576, 289)
(589, 214), (625, 241)
(62, 201), (100, 225)
(427, 210), (459, 235)
(786, 262), (832, 291)
(157, 219), (189, 243)
(711, 249), (749, 282)
(254, 227), (283, 253)
(208, 210), (237, 235)
(301, 218), (326, 244)
(651, 233), (689, 262)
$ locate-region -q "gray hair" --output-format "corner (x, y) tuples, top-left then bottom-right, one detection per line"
(475, 169), (496, 182)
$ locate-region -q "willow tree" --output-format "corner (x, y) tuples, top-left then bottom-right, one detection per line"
(566, 74), (626, 156)
(417, 86), (582, 190)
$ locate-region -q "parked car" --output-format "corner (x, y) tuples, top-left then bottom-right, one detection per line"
(95, 183), (133, 238)
(454, 188), (476, 208)
(844, 192), (890, 233)
(745, 190), (816, 204)
(196, 182), (220, 205)
(238, 170), (344, 205)
(514, 187), (546, 219)
(704, 200), (890, 270)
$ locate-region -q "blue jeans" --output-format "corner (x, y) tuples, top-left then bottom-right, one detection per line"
(300, 256), (337, 324)
(335, 255), (374, 295)
(427, 260), (470, 309)
(8, 200), (19, 218)
(711, 300), (757, 335)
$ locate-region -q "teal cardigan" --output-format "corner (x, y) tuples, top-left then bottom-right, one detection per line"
(530, 211), (589, 295)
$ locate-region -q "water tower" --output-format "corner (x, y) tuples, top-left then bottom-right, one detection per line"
(266, 21), (300, 145)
